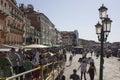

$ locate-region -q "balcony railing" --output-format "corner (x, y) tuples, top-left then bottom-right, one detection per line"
(10, 11), (23, 22)
(0, 4), (10, 16)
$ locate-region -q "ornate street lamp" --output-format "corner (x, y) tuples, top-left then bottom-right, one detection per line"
(95, 4), (112, 80)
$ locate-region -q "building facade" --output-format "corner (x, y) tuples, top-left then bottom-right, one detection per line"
(56, 30), (62, 46)
(39, 13), (55, 45)
(21, 4), (41, 44)
(60, 30), (79, 47)
(0, 1), (80, 46)
(0, 0), (25, 45)
(19, 4), (56, 45)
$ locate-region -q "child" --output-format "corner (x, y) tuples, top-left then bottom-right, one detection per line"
(23, 57), (33, 80)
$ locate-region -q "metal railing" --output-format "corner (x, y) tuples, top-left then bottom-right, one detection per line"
(0, 60), (65, 80)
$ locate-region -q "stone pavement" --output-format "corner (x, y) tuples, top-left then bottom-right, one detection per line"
(63, 52), (120, 80)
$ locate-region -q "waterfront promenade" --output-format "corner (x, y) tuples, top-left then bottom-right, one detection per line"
(64, 52), (120, 80)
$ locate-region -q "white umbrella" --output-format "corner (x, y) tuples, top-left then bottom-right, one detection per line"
(44, 52), (54, 56)
(0, 44), (19, 52)
(0, 44), (17, 49)
(0, 49), (10, 52)
(24, 44), (49, 49)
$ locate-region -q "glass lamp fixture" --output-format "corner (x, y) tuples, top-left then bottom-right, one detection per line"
(95, 22), (102, 34)
(102, 15), (112, 32)
(99, 4), (108, 19)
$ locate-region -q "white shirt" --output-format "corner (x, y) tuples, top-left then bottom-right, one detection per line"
(80, 62), (87, 72)
(89, 58), (94, 63)
(35, 51), (41, 65)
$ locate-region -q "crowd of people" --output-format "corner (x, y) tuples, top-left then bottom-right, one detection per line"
(55, 48), (96, 80)
(0, 46), (119, 80)
(0, 48), (67, 80)
(69, 51), (96, 80)
(61, 47), (120, 80)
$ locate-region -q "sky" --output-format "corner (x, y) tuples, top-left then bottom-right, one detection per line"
(17, 0), (120, 43)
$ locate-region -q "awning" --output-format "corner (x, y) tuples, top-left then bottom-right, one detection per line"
(0, 44), (19, 52)
(24, 44), (49, 49)
(50, 45), (60, 48)
(74, 45), (83, 48)
(0, 49), (10, 52)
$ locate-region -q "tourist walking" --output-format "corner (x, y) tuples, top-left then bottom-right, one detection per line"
(70, 69), (80, 80)
(17, 49), (25, 80)
(78, 60), (87, 80)
(23, 57), (33, 80)
(69, 55), (73, 66)
(87, 62), (96, 80)
(32, 49), (41, 79)
(9, 48), (21, 80)
(88, 57), (94, 64)
(96, 48), (100, 59)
